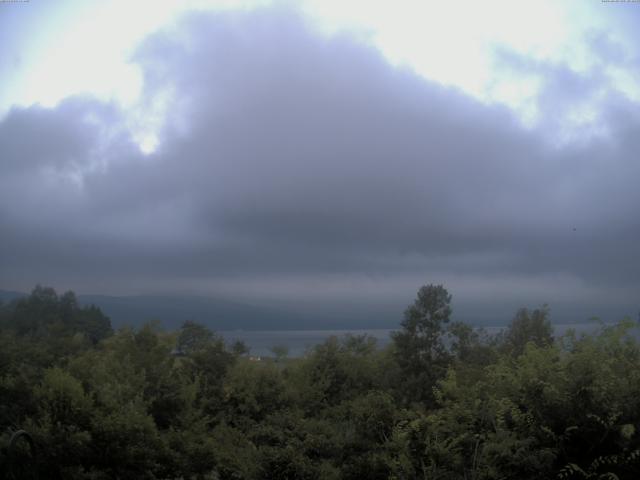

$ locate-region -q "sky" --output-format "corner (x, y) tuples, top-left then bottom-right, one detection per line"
(1, 0), (639, 325)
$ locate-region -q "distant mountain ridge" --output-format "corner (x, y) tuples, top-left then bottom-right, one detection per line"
(0, 289), (394, 331)
(0, 290), (24, 303)
(2, 289), (634, 331)
(79, 293), (307, 330)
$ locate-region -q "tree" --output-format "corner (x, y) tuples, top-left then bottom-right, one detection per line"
(391, 284), (452, 405)
(74, 305), (112, 344)
(176, 320), (213, 355)
(504, 305), (554, 356)
(231, 339), (250, 356)
(223, 361), (287, 423)
(6, 286), (112, 344)
(270, 344), (289, 363)
(175, 321), (234, 415)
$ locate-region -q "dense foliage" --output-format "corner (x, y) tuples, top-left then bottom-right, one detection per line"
(1, 285), (639, 479)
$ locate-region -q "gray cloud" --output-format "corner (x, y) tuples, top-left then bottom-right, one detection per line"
(1, 8), (638, 323)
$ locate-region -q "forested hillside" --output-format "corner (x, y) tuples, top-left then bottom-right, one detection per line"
(1, 285), (639, 479)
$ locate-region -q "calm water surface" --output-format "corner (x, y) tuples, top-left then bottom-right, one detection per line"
(220, 322), (614, 357)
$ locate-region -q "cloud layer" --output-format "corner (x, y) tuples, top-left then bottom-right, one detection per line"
(1, 8), (638, 323)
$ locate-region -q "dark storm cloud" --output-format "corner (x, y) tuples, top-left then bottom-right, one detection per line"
(1, 7), (638, 317)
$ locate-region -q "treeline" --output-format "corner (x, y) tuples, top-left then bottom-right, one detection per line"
(1, 285), (639, 479)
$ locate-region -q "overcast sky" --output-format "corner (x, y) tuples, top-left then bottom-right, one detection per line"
(1, 1), (638, 324)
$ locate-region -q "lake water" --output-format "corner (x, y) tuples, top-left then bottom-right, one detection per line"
(219, 322), (618, 357)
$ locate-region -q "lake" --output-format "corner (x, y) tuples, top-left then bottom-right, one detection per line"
(219, 322), (618, 357)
